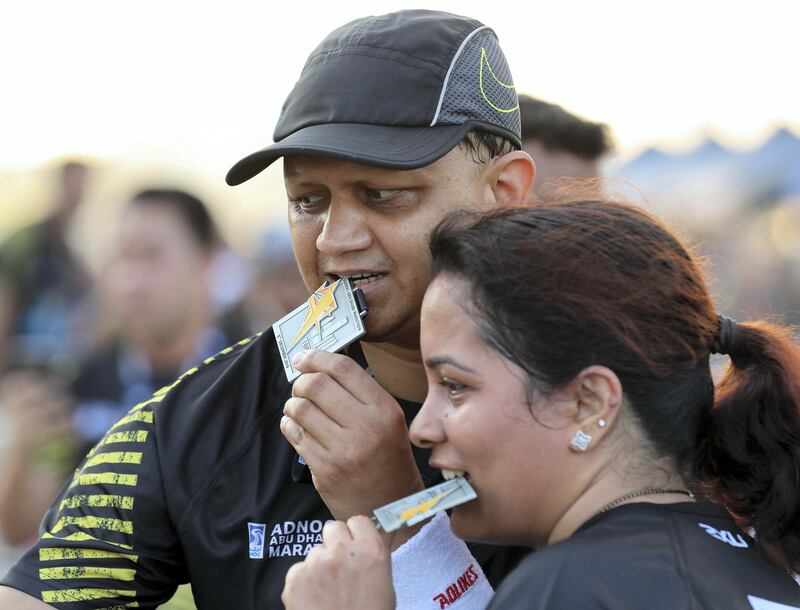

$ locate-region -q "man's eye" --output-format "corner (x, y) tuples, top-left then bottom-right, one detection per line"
(366, 189), (400, 201)
(440, 378), (468, 400)
(289, 194), (325, 211)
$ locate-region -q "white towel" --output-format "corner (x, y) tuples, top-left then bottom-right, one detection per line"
(391, 511), (494, 610)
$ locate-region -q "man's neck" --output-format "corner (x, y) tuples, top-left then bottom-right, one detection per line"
(145, 335), (196, 375)
(143, 307), (212, 375)
(362, 341), (427, 403)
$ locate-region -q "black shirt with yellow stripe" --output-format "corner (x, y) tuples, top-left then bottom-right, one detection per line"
(1, 330), (526, 608)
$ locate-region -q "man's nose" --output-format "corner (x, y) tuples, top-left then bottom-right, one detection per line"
(315, 200), (372, 256)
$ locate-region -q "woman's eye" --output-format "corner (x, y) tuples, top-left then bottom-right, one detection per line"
(440, 378), (468, 399)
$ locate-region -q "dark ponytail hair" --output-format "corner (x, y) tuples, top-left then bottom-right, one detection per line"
(429, 200), (800, 571)
(695, 321), (800, 571)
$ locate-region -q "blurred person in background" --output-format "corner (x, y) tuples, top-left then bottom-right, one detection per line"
(70, 188), (234, 449)
(0, 189), (234, 581)
(0, 188), (235, 610)
(0, 161), (94, 376)
(519, 95), (612, 200)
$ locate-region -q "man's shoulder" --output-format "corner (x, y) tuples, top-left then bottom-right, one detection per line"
(150, 329), (290, 435)
(117, 329), (291, 490)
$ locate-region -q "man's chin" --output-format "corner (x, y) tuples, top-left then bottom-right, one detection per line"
(361, 316), (421, 350)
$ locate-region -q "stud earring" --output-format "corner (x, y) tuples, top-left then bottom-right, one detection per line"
(570, 430), (592, 452)
(597, 419), (607, 428)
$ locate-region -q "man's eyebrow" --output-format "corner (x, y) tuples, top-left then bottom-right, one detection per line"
(424, 356), (477, 374)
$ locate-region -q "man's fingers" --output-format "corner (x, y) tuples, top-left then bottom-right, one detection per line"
(291, 372), (359, 424)
(280, 415), (326, 463)
(292, 350), (381, 405)
(283, 397), (341, 446)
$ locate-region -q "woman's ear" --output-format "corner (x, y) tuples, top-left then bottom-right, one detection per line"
(487, 150), (536, 208)
(566, 366), (623, 453)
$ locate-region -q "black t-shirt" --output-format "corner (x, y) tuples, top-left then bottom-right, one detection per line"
(2, 330), (525, 609)
(489, 501), (800, 610)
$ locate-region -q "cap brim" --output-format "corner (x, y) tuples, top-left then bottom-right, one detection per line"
(226, 122), (474, 186)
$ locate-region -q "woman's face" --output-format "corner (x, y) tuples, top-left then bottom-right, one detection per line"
(410, 275), (577, 546)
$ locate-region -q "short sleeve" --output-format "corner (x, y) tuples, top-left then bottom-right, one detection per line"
(1, 395), (187, 609)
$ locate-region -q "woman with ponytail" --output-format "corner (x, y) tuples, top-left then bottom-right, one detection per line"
(282, 200), (800, 610)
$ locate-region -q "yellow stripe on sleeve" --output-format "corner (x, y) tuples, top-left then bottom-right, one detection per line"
(51, 515), (133, 535)
(60, 494), (135, 511)
(84, 452), (143, 469)
(41, 588), (136, 603)
(129, 393), (166, 412)
(39, 548), (139, 562)
(109, 411), (154, 432)
(73, 472), (138, 487)
(39, 566), (137, 581)
(102, 431), (149, 445)
(42, 531), (133, 550)
(86, 431), (149, 459)
(103, 603), (140, 609)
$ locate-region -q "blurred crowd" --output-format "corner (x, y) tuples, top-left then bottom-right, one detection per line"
(0, 164), (310, 576)
(0, 94), (797, 602)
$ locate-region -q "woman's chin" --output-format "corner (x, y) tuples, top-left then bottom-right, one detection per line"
(451, 504), (527, 546)
(450, 505), (493, 543)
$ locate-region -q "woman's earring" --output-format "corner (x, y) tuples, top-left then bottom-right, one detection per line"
(597, 419), (607, 428)
(569, 430), (592, 452)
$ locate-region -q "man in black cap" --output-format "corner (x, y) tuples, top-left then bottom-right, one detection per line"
(0, 10), (535, 609)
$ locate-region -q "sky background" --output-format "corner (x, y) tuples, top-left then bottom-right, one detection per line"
(2, 0), (798, 169)
(1, 0), (798, 248)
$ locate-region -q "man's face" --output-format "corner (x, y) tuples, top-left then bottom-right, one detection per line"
(522, 139), (598, 200)
(284, 148), (495, 349)
(107, 202), (210, 346)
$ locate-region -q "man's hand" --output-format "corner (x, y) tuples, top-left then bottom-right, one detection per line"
(282, 516), (395, 610)
(0, 371), (76, 545)
(0, 371), (74, 457)
(281, 349), (424, 523)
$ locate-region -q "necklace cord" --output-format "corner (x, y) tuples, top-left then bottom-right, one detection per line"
(600, 488), (694, 513)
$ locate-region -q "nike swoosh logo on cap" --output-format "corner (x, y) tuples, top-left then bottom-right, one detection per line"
(479, 47), (519, 113)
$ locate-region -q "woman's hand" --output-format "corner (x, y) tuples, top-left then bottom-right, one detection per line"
(282, 515), (395, 610)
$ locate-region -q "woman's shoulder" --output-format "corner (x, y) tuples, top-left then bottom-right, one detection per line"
(488, 504), (688, 610)
(488, 502), (800, 610)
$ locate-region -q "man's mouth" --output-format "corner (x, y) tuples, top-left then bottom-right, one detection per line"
(327, 272), (386, 287)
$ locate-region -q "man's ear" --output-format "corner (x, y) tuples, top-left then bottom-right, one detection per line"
(487, 150), (536, 208)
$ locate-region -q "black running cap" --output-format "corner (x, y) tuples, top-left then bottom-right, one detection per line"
(226, 10), (521, 186)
